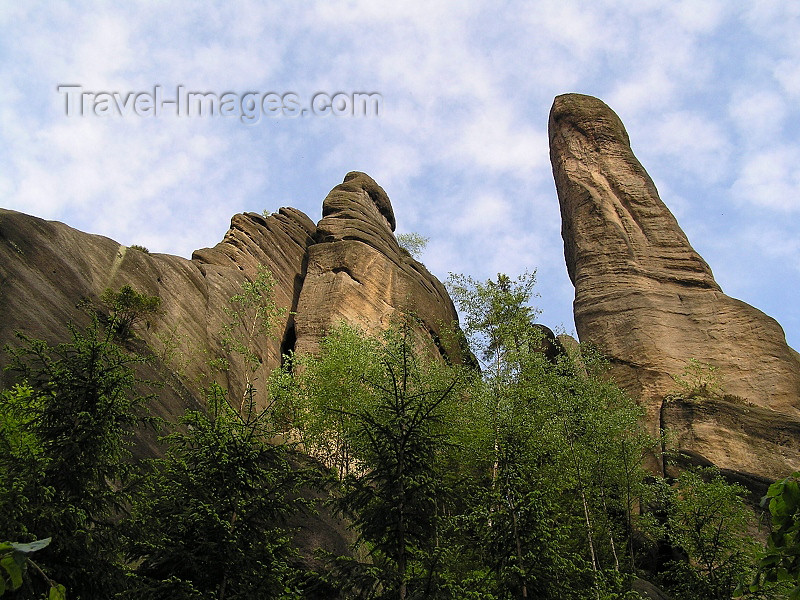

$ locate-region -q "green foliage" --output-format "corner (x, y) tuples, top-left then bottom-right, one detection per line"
(279, 272), (655, 598)
(129, 244), (150, 254)
(671, 359), (722, 399)
(213, 266), (286, 408)
(1, 314), (153, 598)
(125, 384), (305, 599)
(748, 471), (800, 598)
(3, 267), (778, 599)
(447, 271), (654, 600)
(662, 468), (760, 600)
(284, 320), (469, 598)
(124, 266), (306, 599)
(447, 271), (539, 370)
(274, 322), (385, 476)
(396, 232), (429, 260)
(0, 538), (65, 599)
(100, 283), (162, 340)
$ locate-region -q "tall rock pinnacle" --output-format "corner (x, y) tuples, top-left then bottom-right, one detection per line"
(294, 172), (464, 362)
(549, 93), (800, 483)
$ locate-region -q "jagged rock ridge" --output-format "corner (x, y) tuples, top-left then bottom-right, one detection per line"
(549, 93), (800, 484)
(0, 172), (464, 435)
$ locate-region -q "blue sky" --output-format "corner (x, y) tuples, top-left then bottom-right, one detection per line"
(1, 1), (799, 349)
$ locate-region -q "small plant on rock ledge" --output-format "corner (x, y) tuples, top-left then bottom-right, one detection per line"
(671, 358), (722, 399)
(100, 284), (162, 341)
(396, 232), (429, 260)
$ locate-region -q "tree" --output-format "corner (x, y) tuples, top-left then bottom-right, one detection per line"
(662, 468), (761, 600)
(100, 284), (162, 341)
(275, 323), (384, 478)
(396, 233), (429, 260)
(1, 312), (153, 599)
(124, 266), (305, 599)
(446, 272), (653, 599)
(213, 265), (286, 412)
(283, 320), (468, 599)
(125, 384), (304, 600)
(447, 271), (539, 374)
(671, 359), (722, 399)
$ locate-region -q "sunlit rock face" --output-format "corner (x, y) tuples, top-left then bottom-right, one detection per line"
(294, 171), (465, 363)
(549, 93), (800, 484)
(0, 172), (465, 443)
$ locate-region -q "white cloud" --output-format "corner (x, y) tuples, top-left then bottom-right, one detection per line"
(728, 88), (788, 142)
(607, 69), (678, 118)
(774, 59), (800, 99)
(668, 0), (726, 32)
(640, 110), (731, 183)
(452, 193), (512, 235)
(1, 0), (800, 349)
(732, 145), (800, 212)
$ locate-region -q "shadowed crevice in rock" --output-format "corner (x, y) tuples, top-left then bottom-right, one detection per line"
(549, 93), (800, 483)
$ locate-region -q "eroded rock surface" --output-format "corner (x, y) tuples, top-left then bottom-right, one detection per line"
(295, 172), (465, 363)
(549, 93), (800, 482)
(0, 173), (465, 432)
(0, 207), (314, 433)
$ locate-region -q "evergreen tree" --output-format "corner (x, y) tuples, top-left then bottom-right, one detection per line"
(1, 314), (153, 599)
(283, 320), (468, 599)
(124, 384), (304, 600)
(124, 266), (306, 599)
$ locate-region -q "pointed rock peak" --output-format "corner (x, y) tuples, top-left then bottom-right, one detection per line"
(550, 93), (800, 483)
(550, 93), (630, 147)
(294, 171), (467, 365)
(323, 171), (396, 232)
(549, 92), (718, 291)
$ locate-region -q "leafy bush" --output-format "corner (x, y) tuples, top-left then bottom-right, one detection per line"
(747, 472), (800, 598)
(0, 538), (65, 599)
(671, 359), (722, 399)
(100, 284), (162, 340)
(396, 232), (429, 259)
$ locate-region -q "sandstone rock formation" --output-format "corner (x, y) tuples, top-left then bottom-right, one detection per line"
(0, 172), (464, 440)
(549, 93), (800, 484)
(0, 207), (314, 443)
(295, 172), (464, 362)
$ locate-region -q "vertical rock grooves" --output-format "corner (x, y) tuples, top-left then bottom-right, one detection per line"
(294, 172), (466, 364)
(0, 171), (467, 430)
(549, 93), (800, 484)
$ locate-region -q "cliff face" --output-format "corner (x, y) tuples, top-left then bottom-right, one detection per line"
(295, 172), (463, 360)
(5, 106), (799, 489)
(0, 172), (463, 433)
(549, 93), (800, 482)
